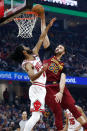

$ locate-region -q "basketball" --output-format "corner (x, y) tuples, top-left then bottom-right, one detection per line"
(32, 4), (44, 17)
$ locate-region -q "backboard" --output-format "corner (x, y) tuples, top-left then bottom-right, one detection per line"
(0, 0), (33, 25)
(4, 0), (26, 17)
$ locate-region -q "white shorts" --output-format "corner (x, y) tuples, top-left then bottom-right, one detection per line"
(68, 127), (83, 131)
(29, 84), (46, 112)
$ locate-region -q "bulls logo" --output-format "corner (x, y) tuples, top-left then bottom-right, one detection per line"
(33, 100), (41, 111)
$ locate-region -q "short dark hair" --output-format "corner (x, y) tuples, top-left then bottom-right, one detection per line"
(55, 44), (67, 54)
(10, 45), (25, 64)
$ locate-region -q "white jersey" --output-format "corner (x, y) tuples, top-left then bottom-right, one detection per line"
(65, 109), (83, 131)
(19, 120), (28, 131)
(22, 55), (46, 84)
(22, 55), (46, 112)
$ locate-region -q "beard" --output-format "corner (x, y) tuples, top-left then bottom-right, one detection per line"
(27, 50), (33, 54)
(54, 51), (62, 56)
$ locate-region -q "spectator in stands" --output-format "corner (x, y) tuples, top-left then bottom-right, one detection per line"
(3, 88), (9, 104)
(38, 120), (46, 129)
(23, 90), (28, 104)
(0, 113), (4, 126)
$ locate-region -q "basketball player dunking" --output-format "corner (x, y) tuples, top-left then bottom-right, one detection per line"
(41, 11), (87, 131)
(11, 17), (56, 131)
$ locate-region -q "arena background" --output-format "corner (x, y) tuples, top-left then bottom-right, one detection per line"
(0, 0), (87, 130)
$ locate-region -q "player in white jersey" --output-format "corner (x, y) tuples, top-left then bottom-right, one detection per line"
(63, 105), (87, 131)
(11, 17), (56, 131)
(22, 54), (47, 113)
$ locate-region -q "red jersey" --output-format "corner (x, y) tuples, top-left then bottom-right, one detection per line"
(43, 56), (66, 82)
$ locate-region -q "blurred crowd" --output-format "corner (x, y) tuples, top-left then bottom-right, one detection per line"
(0, 95), (87, 131)
(0, 99), (55, 131)
(0, 19), (87, 76)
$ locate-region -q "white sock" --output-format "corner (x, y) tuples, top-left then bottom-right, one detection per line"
(24, 112), (42, 131)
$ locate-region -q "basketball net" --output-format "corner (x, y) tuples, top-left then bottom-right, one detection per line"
(14, 12), (38, 38)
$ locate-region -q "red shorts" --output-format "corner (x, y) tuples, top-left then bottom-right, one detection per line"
(45, 84), (81, 130)
(45, 84), (75, 109)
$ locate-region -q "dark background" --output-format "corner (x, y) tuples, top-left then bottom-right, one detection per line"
(34, 0), (87, 12)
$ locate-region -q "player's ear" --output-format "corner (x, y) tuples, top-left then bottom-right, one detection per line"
(62, 51), (65, 55)
(23, 50), (27, 55)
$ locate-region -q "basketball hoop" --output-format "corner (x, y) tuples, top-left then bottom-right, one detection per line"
(14, 4), (44, 38)
(14, 11), (38, 38)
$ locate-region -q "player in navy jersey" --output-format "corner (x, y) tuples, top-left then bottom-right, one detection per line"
(41, 14), (87, 131)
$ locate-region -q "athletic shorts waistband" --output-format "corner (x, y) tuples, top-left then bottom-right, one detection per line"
(46, 81), (59, 85)
(32, 82), (45, 87)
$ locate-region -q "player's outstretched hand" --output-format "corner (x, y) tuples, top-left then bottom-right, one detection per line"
(49, 17), (56, 27)
(42, 64), (48, 71)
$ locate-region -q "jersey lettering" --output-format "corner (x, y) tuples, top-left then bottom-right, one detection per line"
(35, 62), (42, 71)
(48, 63), (59, 74)
(35, 62), (45, 77)
(69, 118), (75, 125)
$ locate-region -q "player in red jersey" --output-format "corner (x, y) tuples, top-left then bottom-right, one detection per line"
(41, 14), (87, 131)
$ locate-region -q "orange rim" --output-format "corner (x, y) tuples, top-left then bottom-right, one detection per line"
(14, 17), (37, 20)
(25, 11), (38, 16)
(14, 11), (38, 20)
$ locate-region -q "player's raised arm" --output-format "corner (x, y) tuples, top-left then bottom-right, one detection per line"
(41, 14), (51, 49)
(32, 18), (56, 55)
